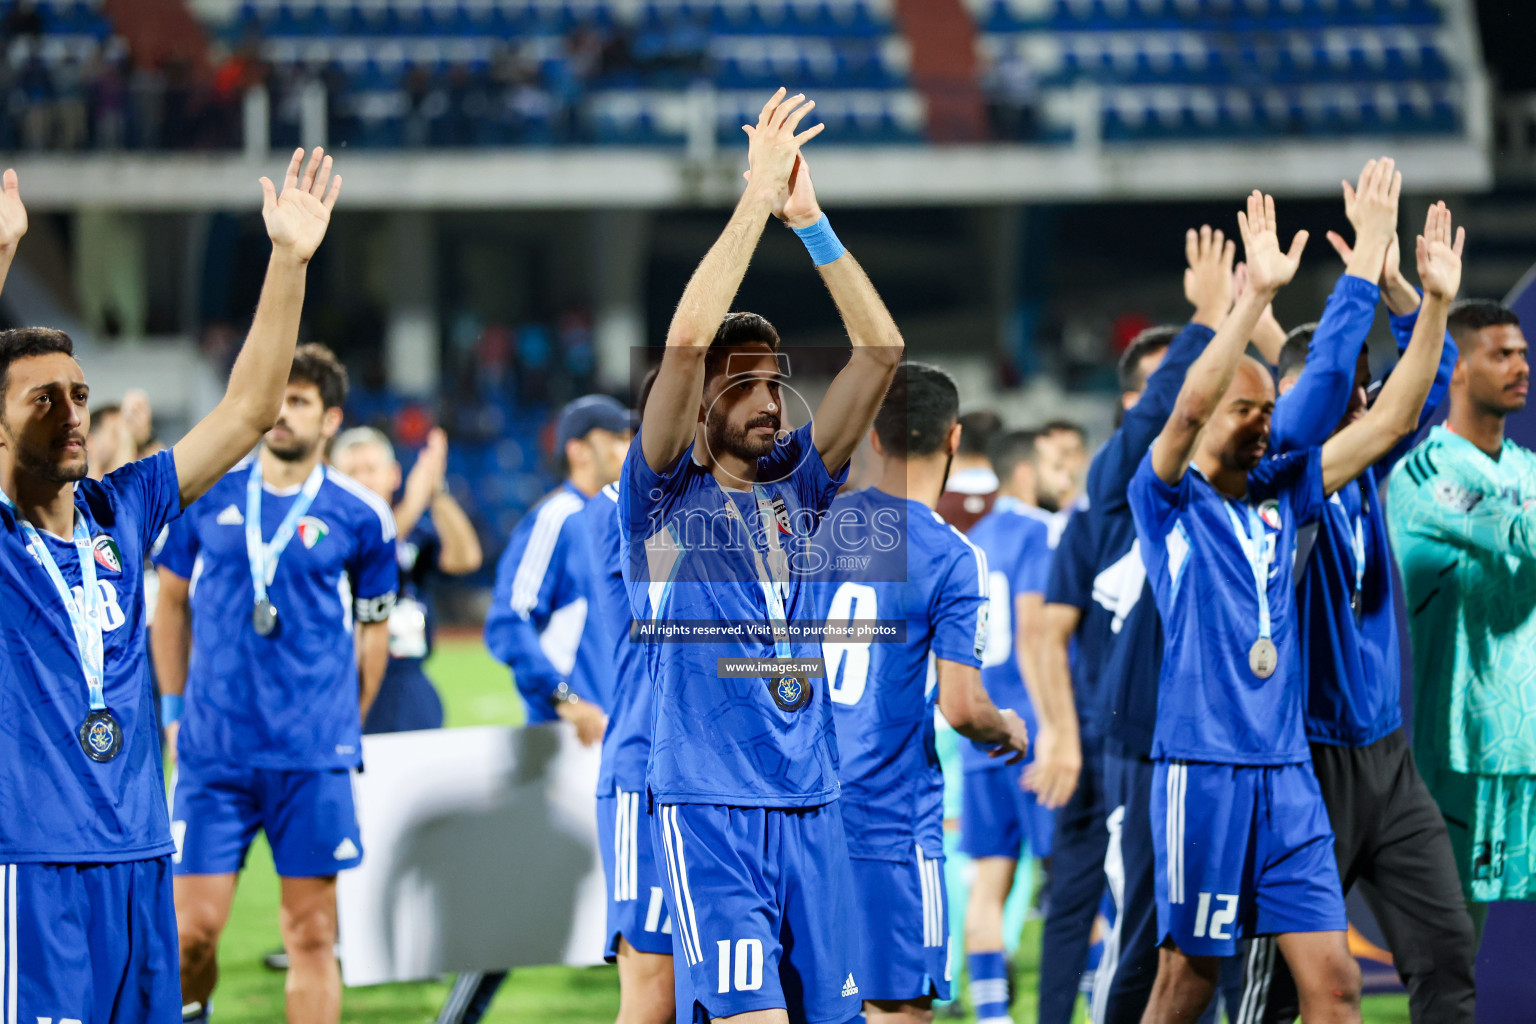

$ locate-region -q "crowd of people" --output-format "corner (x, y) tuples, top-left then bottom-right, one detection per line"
(0, 84), (1531, 1024)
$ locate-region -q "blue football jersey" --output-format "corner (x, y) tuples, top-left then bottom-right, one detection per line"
(484, 482), (614, 722)
(1270, 280), (1459, 748)
(618, 422), (847, 807)
(0, 451), (182, 862)
(964, 497), (1055, 772)
(158, 462), (399, 771)
(809, 488), (989, 860)
(585, 482), (652, 795)
(1129, 450), (1327, 764)
(1044, 504), (1114, 739)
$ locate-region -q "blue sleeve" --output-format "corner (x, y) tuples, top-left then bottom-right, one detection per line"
(1376, 302), (1460, 476)
(768, 421), (849, 519)
(619, 432), (690, 547)
(154, 505), (200, 580)
(931, 542), (988, 668)
(1088, 321), (1214, 514)
(483, 513), (574, 723)
(1272, 274), (1380, 452)
(1045, 510), (1094, 610)
(1127, 452), (1188, 543)
(1013, 524), (1052, 597)
(347, 501), (399, 622)
(102, 449), (183, 549)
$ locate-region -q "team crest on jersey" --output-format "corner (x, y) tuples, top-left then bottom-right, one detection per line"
(1258, 499), (1282, 531)
(770, 495), (792, 534)
(91, 534), (122, 573)
(1433, 480), (1482, 513)
(297, 516), (329, 549)
(973, 602), (990, 659)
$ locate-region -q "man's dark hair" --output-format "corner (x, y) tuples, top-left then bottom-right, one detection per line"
(703, 312), (781, 381)
(987, 428), (1040, 484)
(1039, 418), (1086, 444)
(1276, 322), (1318, 382)
(0, 327), (74, 401)
(957, 409), (1004, 458)
(289, 342), (348, 410)
(873, 362), (959, 458)
(91, 402), (122, 422)
(1117, 326), (1179, 394)
(1448, 300), (1520, 347)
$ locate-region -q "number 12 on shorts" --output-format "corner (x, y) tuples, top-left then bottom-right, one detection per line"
(717, 938), (765, 993)
(1192, 892), (1239, 940)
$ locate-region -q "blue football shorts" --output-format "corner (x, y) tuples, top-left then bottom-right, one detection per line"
(171, 759), (363, 878)
(0, 857), (180, 1024)
(1152, 760), (1346, 957)
(960, 761), (1056, 860)
(848, 846), (952, 1003)
(597, 786), (675, 960)
(654, 801), (863, 1023)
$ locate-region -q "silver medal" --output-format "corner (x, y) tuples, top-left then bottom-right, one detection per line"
(253, 598), (279, 637)
(1248, 637), (1278, 679)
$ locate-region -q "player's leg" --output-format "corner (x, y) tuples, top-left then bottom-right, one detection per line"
(1141, 761), (1257, 1024)
(279, 875), (341, 1024)
(1271, 932), (1359, 1024)
(1140, 946), (1219, 1022)
(263, 767), (364, 1024)
(1094, 751), (1167, 1024)
(1253, 762), (1357, 1024)
(7, 860), (182, 1024)
(171, 759), (263, 1013)
(617, 939), (676, 1024)
(1038, 742), (1109, 1024)
(600, 787), (675, 1024)
(1354, 735), (1475, 1023)
(175, 873), (240, 1010)
(846, 845), (949, 1024)
(652, 804), (792, 1024)
(960, 764), (1026, 1024)
(779, 801), (864, 1024)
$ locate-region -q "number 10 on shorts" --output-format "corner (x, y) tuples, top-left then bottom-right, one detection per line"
(1192, 892), (1239, 940)
(717, 938), (765, 993)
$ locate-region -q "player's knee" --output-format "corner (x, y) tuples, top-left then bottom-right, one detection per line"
(176, 905), (224, 962)
(1303, 953), (1361, 1008)
(280, 906), (337, 959)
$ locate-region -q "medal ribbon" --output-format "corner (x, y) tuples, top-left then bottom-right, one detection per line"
(0, 489), (106, 711)
(717, 482), (793, 660)
(1223, 501), (1272, 644)
(245, 460), (325, 605)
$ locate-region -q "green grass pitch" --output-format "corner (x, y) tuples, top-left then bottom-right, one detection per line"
(203, 635), (1412, 1023)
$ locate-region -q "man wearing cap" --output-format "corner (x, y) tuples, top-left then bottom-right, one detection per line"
(443, 395), (633, 1024)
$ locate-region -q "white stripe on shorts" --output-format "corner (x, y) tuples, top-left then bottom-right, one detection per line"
(6, 864), (14, 1024)
(628, 791), (640, 902)
(660, 806), (704, 965)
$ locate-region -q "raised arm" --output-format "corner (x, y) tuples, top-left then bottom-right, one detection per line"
(1087, 227), (1229, 508)
(0, 169), (26, 300)
(641, 89), (822, 473)
(1272, 158), (1400, 451)
(172, 148), (341, 507)
(1321, 202), (1462, 496)
(763, 154), (904, 473)
(1149, 191), (1308, 484)
(395, 428), (483, 575)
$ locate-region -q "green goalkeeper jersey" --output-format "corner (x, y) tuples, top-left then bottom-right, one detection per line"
(1387, 425), (1536, 778)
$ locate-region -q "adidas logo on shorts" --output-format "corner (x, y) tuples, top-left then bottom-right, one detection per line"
(334, 838), (359, 860)
(841, 974), (859, 998)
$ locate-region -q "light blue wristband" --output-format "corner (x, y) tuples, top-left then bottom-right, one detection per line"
(791, 215), (846, 267)
(160, 693), (184, 725)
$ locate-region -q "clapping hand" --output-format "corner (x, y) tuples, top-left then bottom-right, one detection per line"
(1237, 191), (1308, 297)
(1416, 201), (1465, 303)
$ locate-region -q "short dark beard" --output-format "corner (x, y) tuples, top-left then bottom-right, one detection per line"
(708, 409), (778, 463)
(265, 436), (317, 462)
(6, 423), (88, 484)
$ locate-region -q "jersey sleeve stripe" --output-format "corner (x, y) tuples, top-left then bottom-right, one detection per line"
(325, 469), (399, 542)
(509, 493), (583, 615)
(944, 520), (989, 595)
